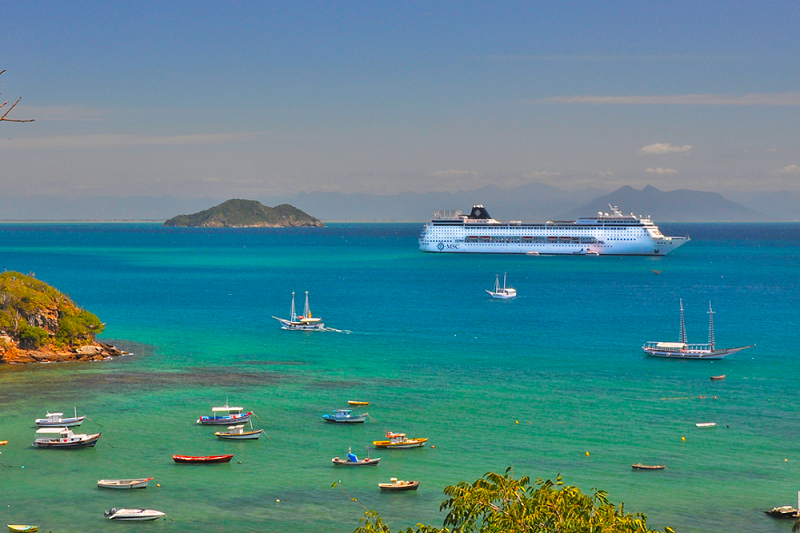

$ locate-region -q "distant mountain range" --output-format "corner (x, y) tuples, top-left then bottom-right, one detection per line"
(0, 184), (797, 222)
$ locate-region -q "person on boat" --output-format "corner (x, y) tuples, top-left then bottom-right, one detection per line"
(347, 451), (358, 462)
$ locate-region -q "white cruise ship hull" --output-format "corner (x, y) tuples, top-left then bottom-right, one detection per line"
(418, 205), (689, 256)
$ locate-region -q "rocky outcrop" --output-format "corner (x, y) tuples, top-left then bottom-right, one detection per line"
(1, 340), (123, 364)
(163, 199), (325, 228)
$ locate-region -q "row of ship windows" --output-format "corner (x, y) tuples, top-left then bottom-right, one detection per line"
(432, 225), (646, 231)
(463, 236), (601, 244)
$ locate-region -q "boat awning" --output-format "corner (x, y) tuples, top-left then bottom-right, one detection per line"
(36, 427), (69, 434)
(656, 342), (686, 349)
(45, 412), (64, 417)
(212, 406), (243, 412)
(227, 425), (245, 430)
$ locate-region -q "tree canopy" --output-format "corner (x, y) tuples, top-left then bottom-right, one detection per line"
(354, 469), (673, 533)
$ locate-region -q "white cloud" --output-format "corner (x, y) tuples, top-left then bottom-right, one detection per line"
(638, 143), (692, 155)
(771, 164), (800, 175)
(645, 167), (679, 174)
(430, 170), (479, 178)
(535, 93), (800, 106)
(523, 171), (562, 178)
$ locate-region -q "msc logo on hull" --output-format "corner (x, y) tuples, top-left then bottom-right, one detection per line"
(436, 242), (459, 251)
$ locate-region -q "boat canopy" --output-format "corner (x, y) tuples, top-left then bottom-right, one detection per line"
(656, 342), (686, 349)
(212, 406), (243, 412)
(36, 427), (70, 434)
(46, 412), (64, 417)
(227, 425), (245, 430)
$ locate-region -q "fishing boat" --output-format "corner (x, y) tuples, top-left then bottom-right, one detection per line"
(332, 447), (381, 466)
(34, 407), (85, 427)
(215, 423), (263, 440)
(710, 374), (726, 381)
(347, 400), (370, 406)
(323, 409), (367, 424)
(97, 478), (154, 489)
(7, 526), (38, 532)
(33, 427), (101, 448)
(764, 506), (800, 518)
(642, 300), (754, 360)
(272, 291), (325, 331)
(104, 508), (166, 521)
(486, 273), (516, 299)
(373, 431), (428, 449)
(172, 454), (233, 464)
(631, 463), (666, 470)
(696, 422), (717, 428)
(196, 404), (253, 425)
(378, 478), (420, 491)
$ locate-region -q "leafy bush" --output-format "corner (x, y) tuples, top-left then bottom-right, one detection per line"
(17, 322), (50, 349)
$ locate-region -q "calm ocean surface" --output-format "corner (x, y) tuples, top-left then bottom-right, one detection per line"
(0, 222), (798, 532)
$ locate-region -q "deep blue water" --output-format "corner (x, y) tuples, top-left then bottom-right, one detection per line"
(0, 222), (798, 532)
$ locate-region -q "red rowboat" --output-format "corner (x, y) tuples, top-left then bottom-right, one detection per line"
(172, 454), (233, 464)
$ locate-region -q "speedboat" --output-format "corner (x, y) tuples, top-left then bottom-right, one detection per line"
(197, 404), (253, 425)
(35, 408), (85, 427)
(97, 478), (154, 489)
(33, 427), (100, 448)
(486, 273), (516, 299)
(373, 431), (428, 449)
(272, 291), (325, 330)
(378, 478), (420, 491)
(104, 508), (166, 521)
(643, 300), (754, 359)
(323, 409), (367, 424)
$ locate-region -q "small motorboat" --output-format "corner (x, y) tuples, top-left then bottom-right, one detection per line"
(347, 400), (370, 406)
(8, 526), (38, 532)
(378, 478), (420, 491)
(332, 448), (380, 466)
(764, 505), (799, 518)
(35, 407), (85, 428)
(586, 250), (600, 256)
(33, 427), (100, 448)
(631, 463), (665, 470)
(710, 374), (726, 381)
(215, 423), (263, 440)
(197, 404), (253, 425)
(97, 477), (154, 489)
(104, 508), (166, 521)
(695, 422), (717, 428)
(486, 273), (516, 299)
(323, 409), (367, 424)
(525, 251), (539, 256)
(172, 454), (234, 464)
(373, 431), (428, 449)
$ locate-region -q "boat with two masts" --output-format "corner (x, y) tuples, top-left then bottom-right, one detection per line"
(272, 291), (325, 331)
(419, 205), (689, 255)
(33, 427), (101, 449)
(643, 300), (754, 360)
(373, 431), (428, 449)
(486, 273), (516, 299)
(197, 404), (253, 425)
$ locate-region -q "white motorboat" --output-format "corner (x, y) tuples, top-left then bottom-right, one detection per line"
(104, 508), (166, 521)
(215, 423), (264, 440)
(272, 291), (325, 330)
(35, 407), (85, 427)
(34, 427), (101, 448)
(643, 300), (754, 360)
(97, 477), (154, 489)
(486, 273), (516, 299)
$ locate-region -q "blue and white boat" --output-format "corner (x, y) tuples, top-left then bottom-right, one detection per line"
(197, 405), (253, 425)
(322, 409), (367, 424)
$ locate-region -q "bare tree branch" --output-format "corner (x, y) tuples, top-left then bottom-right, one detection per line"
(0, 69), (35, 123)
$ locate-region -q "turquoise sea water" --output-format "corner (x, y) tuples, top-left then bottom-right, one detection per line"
(0, 222), (799, 532)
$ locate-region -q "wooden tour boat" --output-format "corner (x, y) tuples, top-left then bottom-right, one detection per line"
(215, 424), (263, 440)
(104, 508), (166, 521)
(373, 431), (428, 449)
(764, 505), (800, 518)
(631, 463), (666, 470)
(97, 477), (154, 489)
(486, 273), (516, 299)
(323, 409), (367, 424)
(173, 454), (234, 464)
(379, 478), (420, 491)
(272, 291), (325, 331)
(197, 404), (253, 425)
(33, 427), (100, 449)
(35, 407), (85, 428)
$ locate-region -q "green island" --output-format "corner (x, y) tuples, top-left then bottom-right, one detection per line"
(163, 199), (325, 228)
(0, 271), (119, 364)
(351, 469), (674, 533)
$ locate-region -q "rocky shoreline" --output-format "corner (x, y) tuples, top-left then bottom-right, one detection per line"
(0, 340), (125, 364)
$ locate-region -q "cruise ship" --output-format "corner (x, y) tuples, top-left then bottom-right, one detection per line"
(418, 205), (689, 255)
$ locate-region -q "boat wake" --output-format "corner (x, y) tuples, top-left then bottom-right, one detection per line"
(323, 327), (351, 334)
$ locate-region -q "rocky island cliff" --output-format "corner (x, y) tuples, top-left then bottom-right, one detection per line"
(163, 199), (325, 228)
(0, 271), (121, 364)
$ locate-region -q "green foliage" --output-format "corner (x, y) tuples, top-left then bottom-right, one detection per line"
(354, 469), (673, 533)
(0, 271), (104, 349)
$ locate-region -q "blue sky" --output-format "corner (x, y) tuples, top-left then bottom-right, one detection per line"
(2, 1), (799, 199)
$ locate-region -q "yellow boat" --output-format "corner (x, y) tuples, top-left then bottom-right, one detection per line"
(8, 525), (39, 533)
(347, 401), (369, 406)
(373, 431), (428, 449)
(0, 441), (8, 446)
